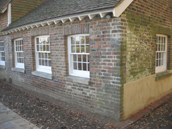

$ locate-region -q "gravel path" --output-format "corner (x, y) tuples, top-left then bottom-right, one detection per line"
(0, 82), (115, 129)
(0, 81), (172, 129)
(127, 98), (172, 129)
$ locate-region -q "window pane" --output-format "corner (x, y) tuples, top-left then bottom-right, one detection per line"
(45, 60), (47, 66)
(2, 52), (5, 56)
(88, 55), (89, 62)
(21, 52), (24, 58)
(73, 55), (77, 61)
(39, 59), (41, 65)
(42, 60), (44, 66)
(21, 58), (24, 63)
(156, 60), (158, 67)
(88, 64), (89, 71)
(19, 53), (21, 57)
(42, 53), (45, 58)
(15, 45), (17, 51)
(0, 47), (3, 51)
(71, 37), (75, 44)
(17, 58), (19, 63)
(48, 53), (51, 59)
(78, 55), (81, 62)
(49, 60), (51, 66)
(47, 45), (50, 51)
(159, 53), (161, 58)
(81, 45), (85, 53)
(1, 57), (5, 61)
(37, 45), (39, 51)
(86, 36), (89, 44)
(159, 37), (161, 44)
(158, 43), (160, 51)
(83, 63), (86, 71)
(161, 59), (163, 66)
(36, 38), (39, 44)
(80, 36), (84, 44)
(86, 45), (89, 53)
(71, 45), (75, 53)
(159, 59), (161, 66)
(43, 45), (46, 51)
(0, 43), (3, 46)
(46, 37), (49, 44)
(74, 63), (77, 70)
(76, 45), (80, 53)
(78, 63), (82, 70)
(45, 53), (47, 59)
(76, 37), (79, 44)
(83, 55), (86, 62)
(40, 45), (43, 51)
(39, 53), (41, 58)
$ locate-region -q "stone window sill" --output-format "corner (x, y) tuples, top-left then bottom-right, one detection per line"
(65, 75), (90, 85)
(155, 71), (172, 81)
(32, 71), (53, 80)
(11, 68), (25, 73)
(0, 65), (6, 70)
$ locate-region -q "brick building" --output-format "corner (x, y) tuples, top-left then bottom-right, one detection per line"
(0, 0), (172, 121)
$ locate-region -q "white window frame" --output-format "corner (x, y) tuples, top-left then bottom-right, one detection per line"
(14, 38), (24, 69)
(155, 34), (167, 73)
(68, 34), (90, 78)
(0, 41), (5, 66)
(35, 35), (52, 74)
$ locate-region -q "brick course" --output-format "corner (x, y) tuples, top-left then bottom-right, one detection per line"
(0, 11), (7, 36)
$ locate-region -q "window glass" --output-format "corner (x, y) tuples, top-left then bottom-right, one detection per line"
(14, 39), (24, 68)
(68, 34), (90, 78)
(0, 41), (5, 65)
(156, 35), (167, 73)
(35, 36), (51, 73)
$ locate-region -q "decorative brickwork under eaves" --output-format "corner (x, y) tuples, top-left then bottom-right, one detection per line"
(3, 0), (121, 31)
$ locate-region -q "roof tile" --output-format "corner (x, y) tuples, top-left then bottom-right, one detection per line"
(0, 0), (11, 13)
(3, 0), (121, 31)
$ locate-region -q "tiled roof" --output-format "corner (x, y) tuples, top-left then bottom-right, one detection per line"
(3, 0), (121, 31)
(0, 0), (11, 13)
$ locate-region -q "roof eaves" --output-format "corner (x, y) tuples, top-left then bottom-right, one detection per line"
(0, 0), (11, 14)
(2, 0), (134, 35)
(2, 7), (115, 34)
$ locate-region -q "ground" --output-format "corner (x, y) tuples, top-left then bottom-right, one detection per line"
(0, 81), (172, 129)
(127, 99), (172, 129)
(0, 82), (115, 129)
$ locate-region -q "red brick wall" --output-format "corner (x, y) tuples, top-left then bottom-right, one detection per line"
(1, 16), (122, 121)
(120, 0), (172, 120)
(121, 0), (172, 83)
(0, 11), (7, 36)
